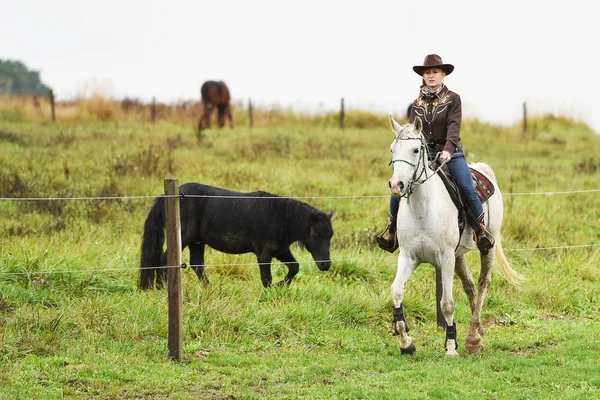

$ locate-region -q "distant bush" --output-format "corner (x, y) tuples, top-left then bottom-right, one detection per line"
(0, 59), (51, 97)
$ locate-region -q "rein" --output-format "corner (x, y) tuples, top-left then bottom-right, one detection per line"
(390, 134), (447, 200)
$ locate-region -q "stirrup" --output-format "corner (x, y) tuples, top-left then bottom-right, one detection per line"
(376, 224), (398, 253)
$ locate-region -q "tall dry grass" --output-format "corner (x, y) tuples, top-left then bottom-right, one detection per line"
(0, 90), (401, 130)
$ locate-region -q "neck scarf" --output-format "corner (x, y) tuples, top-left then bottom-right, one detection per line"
(421, 84), (444, 99)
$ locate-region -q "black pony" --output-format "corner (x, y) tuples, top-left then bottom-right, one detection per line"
(198, 80), (233, 131)
(139, 182), (334, 290)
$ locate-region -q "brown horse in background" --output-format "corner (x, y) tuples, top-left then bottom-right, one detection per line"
(198, 81), (233, 131)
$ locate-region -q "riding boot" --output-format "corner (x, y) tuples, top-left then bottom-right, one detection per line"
(376, 214), (399, 253)
(474, 214), (495, 255)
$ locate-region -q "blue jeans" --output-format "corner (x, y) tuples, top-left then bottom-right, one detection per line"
(389, 147), (483, 228)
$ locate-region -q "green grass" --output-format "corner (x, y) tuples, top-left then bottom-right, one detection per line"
(1, 112), (599, 399)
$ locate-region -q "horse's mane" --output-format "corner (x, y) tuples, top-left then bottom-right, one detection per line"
(254, 192), (333, 244)
(179, 183), (332, 245)
(396, 123), (423, 141)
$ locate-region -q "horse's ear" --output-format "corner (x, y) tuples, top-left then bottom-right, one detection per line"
(413, 116), (423, 132)
(326, 210), (333, 220)
(389, 115), (402, 134)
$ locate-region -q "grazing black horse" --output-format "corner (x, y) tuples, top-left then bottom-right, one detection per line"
(139, 182), (334, 290)
(198, 81), (233, 131)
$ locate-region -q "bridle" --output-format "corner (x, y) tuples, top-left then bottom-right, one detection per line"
(389, 131), (447, 200)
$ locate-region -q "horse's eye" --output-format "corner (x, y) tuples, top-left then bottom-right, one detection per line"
(413, 149), (419, 154)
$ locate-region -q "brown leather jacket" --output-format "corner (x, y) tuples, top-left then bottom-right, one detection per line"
(409, 85), (462, 154)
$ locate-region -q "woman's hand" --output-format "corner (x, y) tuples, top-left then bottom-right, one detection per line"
(439, 150), (452, 163)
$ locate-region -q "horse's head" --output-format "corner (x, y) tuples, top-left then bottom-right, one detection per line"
(305, 210), (334, 271)
(388, 115), (427, 198)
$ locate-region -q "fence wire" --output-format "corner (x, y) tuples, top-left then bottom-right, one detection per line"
(0, 187), (597, 277)
(1, 188), (599, 202)
(1, 244), (599, 277)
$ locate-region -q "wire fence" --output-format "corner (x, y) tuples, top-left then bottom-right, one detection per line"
(1, 188), (599, 202)
(0, 186), (598, 277)
(1, 242), (600, 277)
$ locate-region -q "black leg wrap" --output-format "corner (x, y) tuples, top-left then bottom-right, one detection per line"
(393, 305), (409, 333)
(400, 342), (417, 356)
(444, 323), (458, 350)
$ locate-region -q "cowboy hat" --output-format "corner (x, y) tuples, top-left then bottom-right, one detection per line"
(413, 54), (454, 76)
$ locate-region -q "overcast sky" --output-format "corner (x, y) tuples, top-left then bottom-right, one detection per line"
(2, 0), (598, 132)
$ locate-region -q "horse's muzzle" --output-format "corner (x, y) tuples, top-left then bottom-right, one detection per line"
(316, 259), (332, 271)
(389, 179), (404, 197)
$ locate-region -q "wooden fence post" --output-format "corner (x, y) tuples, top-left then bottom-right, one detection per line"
(164, 178), (183, 361)
(522, 102), (527, 137)
(340, 98), (345, 129)
(49, 89), (56, 122)
(248, 98), (254, 128)
(151, 97), (157, 123)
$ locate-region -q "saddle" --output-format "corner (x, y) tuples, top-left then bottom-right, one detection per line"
(437, 166), (495, 235)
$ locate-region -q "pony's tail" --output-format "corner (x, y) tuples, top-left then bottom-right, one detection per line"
(139, 197), (166, 290)
(493, 233), (526, 287)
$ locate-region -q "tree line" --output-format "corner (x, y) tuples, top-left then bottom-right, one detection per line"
(0, 59), (52, 97)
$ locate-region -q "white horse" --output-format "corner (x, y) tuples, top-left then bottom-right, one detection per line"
(387, 116), (523, 357)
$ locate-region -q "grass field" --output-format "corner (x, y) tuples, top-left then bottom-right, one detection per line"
(1, 99), (599, 399)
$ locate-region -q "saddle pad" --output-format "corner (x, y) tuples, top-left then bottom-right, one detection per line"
(470, 168), (495, 203)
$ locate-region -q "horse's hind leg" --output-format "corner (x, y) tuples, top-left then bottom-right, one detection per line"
(455, 255), (483, 354)
(455, 255), (476, 313)
(466, 252), (495, 354)
(189, 243), (209, 285)
(391, 254), (418, 355)
(155, 252), (168, 289)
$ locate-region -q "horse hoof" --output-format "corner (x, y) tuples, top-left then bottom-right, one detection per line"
(445, 349), (460, 358)
(400, 342), (416, 356)
(465, 342), (485, 355)
(444, 339), (459, 357)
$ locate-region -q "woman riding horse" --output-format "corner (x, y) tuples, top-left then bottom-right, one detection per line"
(377, 54), (495, 254)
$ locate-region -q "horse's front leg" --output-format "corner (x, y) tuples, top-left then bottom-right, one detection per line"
(391, 253), (419, 355)
(217, 107), (225, 128)
(439, 251), (459, 357)
(189, 243), (209, 285)
(205, 106), (213, 128)
(274, 248), (299, 286)
(257, 251), (274, 288)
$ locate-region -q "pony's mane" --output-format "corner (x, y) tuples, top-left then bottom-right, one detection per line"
(178, 183), (332, 245)
(255, 192), (333, 243)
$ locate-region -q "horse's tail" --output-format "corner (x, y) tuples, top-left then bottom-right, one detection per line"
(473, 162), (526, 286)
(493, 233), (526, 286)
(139, 197), (166, 290)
